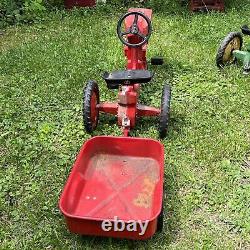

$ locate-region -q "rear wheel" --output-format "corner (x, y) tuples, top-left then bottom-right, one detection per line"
(83, 80), (100, 133)
(157, 206), (164, 232)
(159, 84), (171, 138)
(216, 32), (243, 68)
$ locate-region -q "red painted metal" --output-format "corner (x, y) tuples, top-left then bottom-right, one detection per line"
(90, 93), (98, 127)
(190, 0), (225, 11)
(59, 136), (164, 240)
(137, 104), (161, 117)
(96, 8), (160, 135)
(124, 8), (151, 70)
(97, 103), (117, 115)
(65, 0), (95, 9)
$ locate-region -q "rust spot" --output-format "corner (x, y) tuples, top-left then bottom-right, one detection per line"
(133, 193), (151, 208)
(133, 176), (157, 208)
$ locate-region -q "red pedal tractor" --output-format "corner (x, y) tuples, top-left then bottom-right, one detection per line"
(83, 8), (171, 138)
(60, 8), (167, 239)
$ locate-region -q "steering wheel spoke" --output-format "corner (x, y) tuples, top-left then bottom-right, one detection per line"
(133, 14), (139, 25)
(121, 30), (131, 36)
(138, 32), (146, 39)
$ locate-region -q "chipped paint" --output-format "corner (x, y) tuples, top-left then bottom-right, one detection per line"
(133, 177), (157, 208)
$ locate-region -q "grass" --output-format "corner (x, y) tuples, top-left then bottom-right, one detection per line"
(0, 1), (250, 249)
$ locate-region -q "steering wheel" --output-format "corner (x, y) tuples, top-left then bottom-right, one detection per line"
(117, 11), (152, 48)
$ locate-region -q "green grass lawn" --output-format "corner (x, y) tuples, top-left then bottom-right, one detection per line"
(0, 1), (250, 249)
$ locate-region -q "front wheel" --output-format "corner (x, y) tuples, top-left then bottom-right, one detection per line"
(216, 32), (243, 69)
(83, 80), (100, 133)
(159, 84), (171, 138)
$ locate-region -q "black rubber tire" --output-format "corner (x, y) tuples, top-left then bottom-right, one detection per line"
(216, 32), (243, 69)
(159, 84), (171, 138)
(157, 206), (164, 232)
(83, 80), (100, 134)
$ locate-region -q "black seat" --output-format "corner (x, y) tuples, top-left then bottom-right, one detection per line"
(241, 25), (250, 36)
(103, 70), (153, 89)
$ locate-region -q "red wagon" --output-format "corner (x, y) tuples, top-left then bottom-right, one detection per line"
(59, 136), (164, 239)
(59, 8), (170, 240)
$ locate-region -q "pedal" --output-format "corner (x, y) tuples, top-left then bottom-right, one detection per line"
(151, 57), (164, 65)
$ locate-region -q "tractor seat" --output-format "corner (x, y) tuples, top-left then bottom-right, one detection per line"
(241, 25), (250, 36)
(103, 70), (153, 89)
